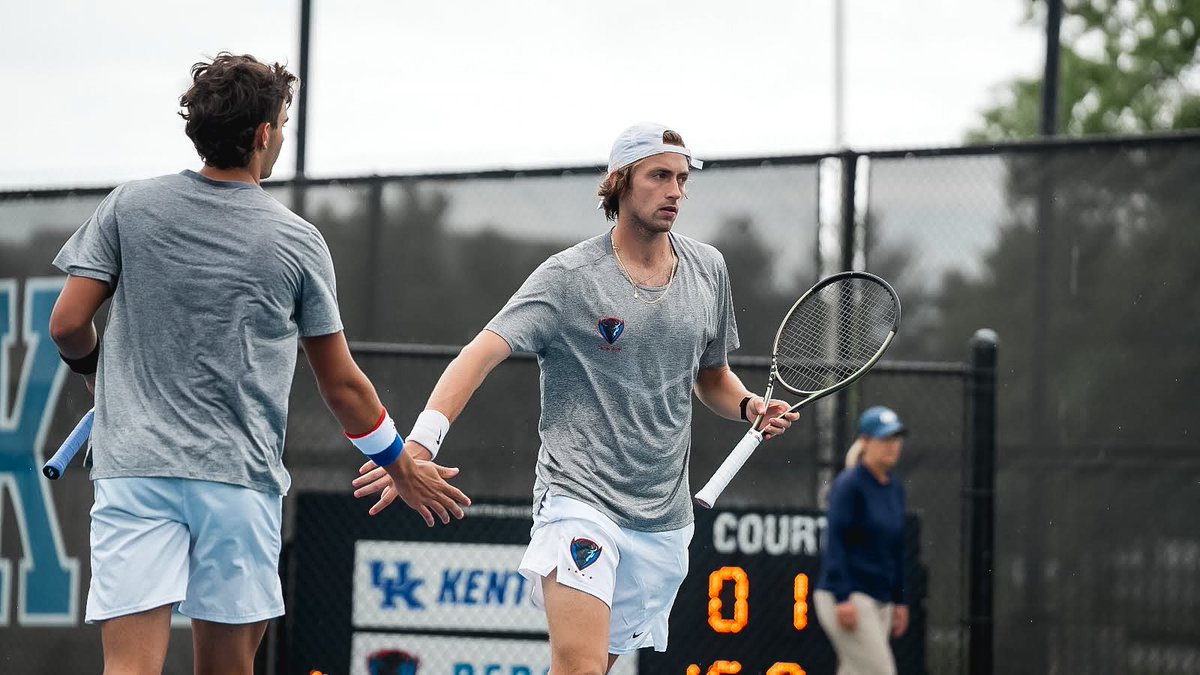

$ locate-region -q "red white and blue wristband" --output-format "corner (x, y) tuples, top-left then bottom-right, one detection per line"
(346, 409), (404, 467)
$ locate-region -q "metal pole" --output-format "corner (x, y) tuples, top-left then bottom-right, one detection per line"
(965, 329), (998, 675)
(1040, 0), (1063, 137)
(1028, 5), (1062, 670)
(365, 180), (384, 339)
(832, 151), (858, 455)
(295, 0), (312, 180)
(833, 0), (845, 147)
(1033, 0), (1061, 440)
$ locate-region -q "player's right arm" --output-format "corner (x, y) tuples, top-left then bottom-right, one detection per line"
(301, 330), (471, 526)
(351, 329), (512, 514)
(418, 329), (513, 427)
(49, 276), (112, 394)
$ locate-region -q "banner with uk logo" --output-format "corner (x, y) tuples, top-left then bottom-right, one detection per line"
(349, 633), (639, 675)
(353, 541), (545, 632)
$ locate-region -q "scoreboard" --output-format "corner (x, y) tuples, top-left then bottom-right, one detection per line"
(287, 496), (925, 675)
(641, 507), (926, 675)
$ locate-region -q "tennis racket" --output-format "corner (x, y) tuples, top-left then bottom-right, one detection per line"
(694, 271), (901, 508)
(42, 408), (94, 480)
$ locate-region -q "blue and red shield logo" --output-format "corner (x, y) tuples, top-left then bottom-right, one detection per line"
(570, 537), (603, 570)
(367, 649), (419, 675)
(598, 317), (624, 345)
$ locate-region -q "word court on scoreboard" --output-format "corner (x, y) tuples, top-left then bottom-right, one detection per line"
(286, 496), (924, 675)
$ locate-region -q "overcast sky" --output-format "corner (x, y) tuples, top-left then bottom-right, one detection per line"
(1, 0), (1045, 190)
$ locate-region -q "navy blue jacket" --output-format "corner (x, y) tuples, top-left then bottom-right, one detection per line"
(817, 463), (907, 604)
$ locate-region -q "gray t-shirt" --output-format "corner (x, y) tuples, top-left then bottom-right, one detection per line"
(486, 231), (739, 532)
(53, 170), (342, 495)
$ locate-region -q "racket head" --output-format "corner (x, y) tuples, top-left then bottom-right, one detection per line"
(769, 271), (901, 396)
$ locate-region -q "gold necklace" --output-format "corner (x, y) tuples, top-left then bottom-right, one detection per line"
(612, 241), (679, 305)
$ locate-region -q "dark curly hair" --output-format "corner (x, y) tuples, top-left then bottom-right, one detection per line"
(597, 130), (685, 221)
(179, 52), (297, 169)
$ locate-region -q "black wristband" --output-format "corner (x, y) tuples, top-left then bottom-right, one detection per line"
(739, 396), (753, 421)
(60, 340), (100, 375)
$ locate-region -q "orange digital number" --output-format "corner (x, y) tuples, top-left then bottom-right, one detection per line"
(687, 661), (746, 675)
(794, 573), (810, 631)
(707, 566), (749, 633)
(766, 663), (806, 675)
(707, 661), (743, 675)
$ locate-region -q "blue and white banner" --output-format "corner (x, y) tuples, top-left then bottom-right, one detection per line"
(0, 278), (79, 627)
(354, 541), (543, 632)
(349, 633), (639, 675)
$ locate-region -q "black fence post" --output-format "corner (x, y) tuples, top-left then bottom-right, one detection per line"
(833, 150), (859, 454)
(295, 0), (311, 181)
(965, 329), (998, 675)
(365, 179), (384, 339)
(292, 0), (312, 220)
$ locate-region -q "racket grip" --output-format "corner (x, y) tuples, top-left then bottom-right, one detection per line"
(43, 409), (94, 480)
(694, 428), (764, 509)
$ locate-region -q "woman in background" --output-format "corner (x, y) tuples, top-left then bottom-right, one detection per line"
(815, 406), (910, 675)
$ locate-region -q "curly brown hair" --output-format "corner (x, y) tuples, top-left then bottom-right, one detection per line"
(597, 130), (685, 221)
(179, 52), (297, 169)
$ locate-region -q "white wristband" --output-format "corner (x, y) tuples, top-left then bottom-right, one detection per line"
(408, 409), (450, 460)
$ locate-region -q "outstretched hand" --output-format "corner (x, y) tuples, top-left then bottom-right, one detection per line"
(352, 448), (470, 526)
(748, 396), (799, 440)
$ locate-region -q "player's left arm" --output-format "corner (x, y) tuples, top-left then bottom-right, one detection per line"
(694, 364), (798, 439)
(49, 276), (111, 392)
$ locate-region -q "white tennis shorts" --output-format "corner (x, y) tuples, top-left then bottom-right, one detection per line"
(518, 494), (693, 655)
(86, 477), (284, 624)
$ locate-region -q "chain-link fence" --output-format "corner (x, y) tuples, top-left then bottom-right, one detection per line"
(860, 136), (1200, 674)
(2, 133), (1198, 674)
(281, 348), (972, 675)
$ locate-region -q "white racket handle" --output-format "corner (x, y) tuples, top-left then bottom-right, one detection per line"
(694, 428), (764, 509)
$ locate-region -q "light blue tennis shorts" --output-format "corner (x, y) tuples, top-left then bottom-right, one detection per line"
(85, 477), (284, 624)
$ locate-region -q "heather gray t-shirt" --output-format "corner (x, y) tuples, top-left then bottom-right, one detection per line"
(53, 170), (342, 495)
(486, 231), (739, 532)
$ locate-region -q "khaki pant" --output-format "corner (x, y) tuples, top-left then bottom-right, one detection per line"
(814, 589), (896, 675)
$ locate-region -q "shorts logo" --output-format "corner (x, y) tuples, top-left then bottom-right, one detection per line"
(598, 317), (624, 345)
(570, 537), (603, 570)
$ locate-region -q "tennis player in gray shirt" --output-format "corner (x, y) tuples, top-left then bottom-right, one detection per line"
(49, 52), (468, 675)
(354, 122), (799, 672)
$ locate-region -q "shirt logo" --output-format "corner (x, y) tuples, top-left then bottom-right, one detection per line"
(570, 537), (603, 570)
(598, 317), (625, 345)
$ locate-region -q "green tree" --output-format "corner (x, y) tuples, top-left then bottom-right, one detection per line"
(943, 7), (1200, 670)
(969, 0), (1200, 141)
(941, 0), (1200, 446)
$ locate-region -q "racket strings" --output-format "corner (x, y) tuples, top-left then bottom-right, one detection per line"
(774, 278), (897, 392)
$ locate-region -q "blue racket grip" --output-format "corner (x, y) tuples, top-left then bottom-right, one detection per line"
(43, 409), (94, 480)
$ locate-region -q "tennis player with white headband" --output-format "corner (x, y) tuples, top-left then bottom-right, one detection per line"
(353, 122), (799, 673)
